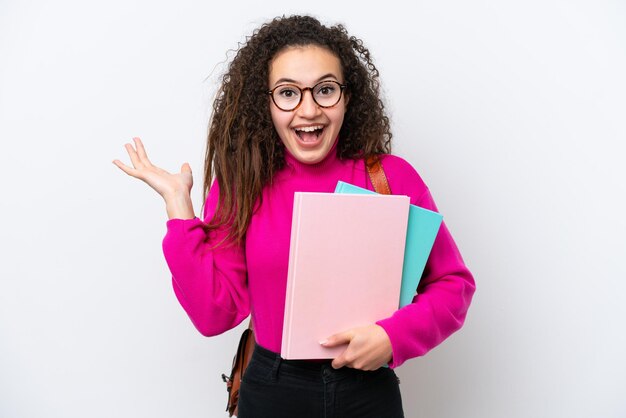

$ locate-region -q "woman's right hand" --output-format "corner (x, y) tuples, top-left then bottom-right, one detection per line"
(113, 137), (195, 219)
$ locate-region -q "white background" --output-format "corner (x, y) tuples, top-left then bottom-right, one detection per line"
(1, 1), (625, 417)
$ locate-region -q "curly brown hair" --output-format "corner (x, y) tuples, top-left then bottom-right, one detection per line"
(204, 15), (392, 244)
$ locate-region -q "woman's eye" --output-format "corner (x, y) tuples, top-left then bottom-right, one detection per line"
(278, 88), (299, 98)
(316, 84), (336, 96)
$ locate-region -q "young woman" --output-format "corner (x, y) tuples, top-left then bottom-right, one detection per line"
(114, 15), (475, 418)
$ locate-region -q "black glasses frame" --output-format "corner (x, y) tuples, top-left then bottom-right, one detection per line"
(267, 80), (347, 112)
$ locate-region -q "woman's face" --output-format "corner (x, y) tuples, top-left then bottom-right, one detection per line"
(268, 45), (347, 165)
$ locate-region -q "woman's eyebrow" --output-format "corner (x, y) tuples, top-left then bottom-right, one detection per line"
(272, 73), (340, 87)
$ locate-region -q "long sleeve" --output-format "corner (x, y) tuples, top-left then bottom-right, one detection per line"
(375, 156), (476, 368)
(162, 181), (250, 336)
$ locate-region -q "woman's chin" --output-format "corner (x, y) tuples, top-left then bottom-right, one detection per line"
(286, 135), (336, 164)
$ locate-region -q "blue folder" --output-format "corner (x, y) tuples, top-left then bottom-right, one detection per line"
(334, 181), (443, 307)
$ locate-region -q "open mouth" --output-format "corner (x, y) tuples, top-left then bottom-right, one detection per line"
(294, 125), (325, 143)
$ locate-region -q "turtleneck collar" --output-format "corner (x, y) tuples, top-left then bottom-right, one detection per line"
(281, 135), (342, 177)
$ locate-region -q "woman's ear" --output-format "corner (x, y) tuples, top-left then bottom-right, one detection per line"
(344, 92), (350, 111)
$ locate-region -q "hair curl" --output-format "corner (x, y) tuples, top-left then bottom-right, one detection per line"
(204, 15), (392, 244)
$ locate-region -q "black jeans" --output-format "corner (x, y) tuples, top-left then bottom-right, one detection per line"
(238, 343), (404, 418)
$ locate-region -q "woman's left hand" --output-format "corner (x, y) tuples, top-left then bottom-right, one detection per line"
(321, 324), (393, 371)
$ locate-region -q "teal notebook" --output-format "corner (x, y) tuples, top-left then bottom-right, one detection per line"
(335, 181), (443, 307)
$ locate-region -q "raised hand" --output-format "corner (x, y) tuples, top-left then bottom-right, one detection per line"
(113, 137), (195, 219)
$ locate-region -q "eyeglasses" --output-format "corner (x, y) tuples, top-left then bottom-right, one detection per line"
(267, 80), (347, 112)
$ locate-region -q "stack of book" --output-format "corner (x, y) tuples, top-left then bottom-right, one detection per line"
(280, 182), (442, 360)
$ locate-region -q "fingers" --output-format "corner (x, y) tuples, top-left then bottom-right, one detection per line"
(320, 330), (352, 348)
(124, 142), (142, 169)
(332, 354), (348, 369)
(321, 330), (352, 369)
(113, 137), (157, 179)
(133, 137), (153, 166)
(113, 138), (191, 198)
(324, 326), (392, 370)
(112, 159), (139, 177)
(121, 137), (152, 170)
(331, 347), (367, 370)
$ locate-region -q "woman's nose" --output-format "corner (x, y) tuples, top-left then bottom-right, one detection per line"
(296, 89), (321, 117)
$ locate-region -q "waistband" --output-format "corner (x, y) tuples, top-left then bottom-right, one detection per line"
(249, 343), (392, 385)
(250, 343), (367, 384)
(252, 343), (333, 370)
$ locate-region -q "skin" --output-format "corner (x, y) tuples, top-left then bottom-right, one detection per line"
(268, 45), (346, 165)
(112, 137), (195, 220)
(113, 44), (393, 371)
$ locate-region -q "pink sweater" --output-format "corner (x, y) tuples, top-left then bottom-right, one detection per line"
(162, 148), (475, 368)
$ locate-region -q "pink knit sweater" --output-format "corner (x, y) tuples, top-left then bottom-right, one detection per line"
(162, 147), (475, 368)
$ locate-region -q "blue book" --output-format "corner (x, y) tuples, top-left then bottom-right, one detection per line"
(334, 181), (443, 307)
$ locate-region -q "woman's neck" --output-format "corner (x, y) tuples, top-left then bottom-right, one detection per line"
(282, 136), (341, 177)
